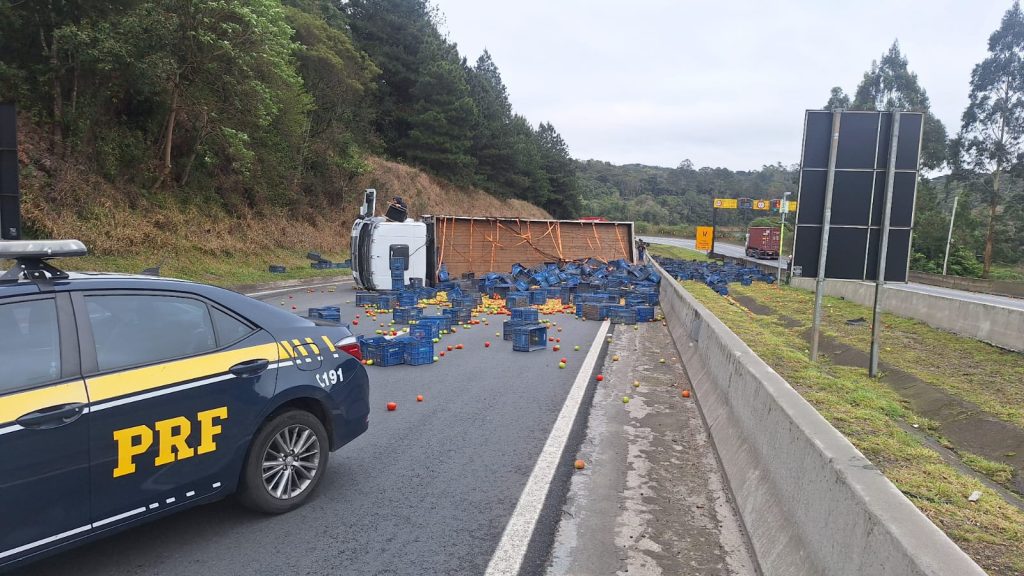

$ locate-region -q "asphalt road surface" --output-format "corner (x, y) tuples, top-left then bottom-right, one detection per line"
(642, 235), (1024, 311)
(17, 281), (608, 576)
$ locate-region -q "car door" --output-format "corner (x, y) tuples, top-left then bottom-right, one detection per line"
(0, 293), (92, 565)
(74, 290), (279, 529)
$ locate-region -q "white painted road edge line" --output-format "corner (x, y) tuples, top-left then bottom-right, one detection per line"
(485, 319), (611, 576)
(245, 279), (353, 298)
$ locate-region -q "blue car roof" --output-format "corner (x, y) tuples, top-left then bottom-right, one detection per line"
(0, 271), (314, 329)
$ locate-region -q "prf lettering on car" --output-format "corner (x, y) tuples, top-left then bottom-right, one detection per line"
(112, 407), (228, 478)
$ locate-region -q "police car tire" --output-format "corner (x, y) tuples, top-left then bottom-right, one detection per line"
(238, 409), (329, 514)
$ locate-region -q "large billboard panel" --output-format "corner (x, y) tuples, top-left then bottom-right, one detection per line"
(792, 110), (923, 282)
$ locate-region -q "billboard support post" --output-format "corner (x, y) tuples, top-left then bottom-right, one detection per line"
(777, 191), (791, 285)
(869, 112), (901, 377)
(810, 110), (842, 362)
(710, 206), (717, 256)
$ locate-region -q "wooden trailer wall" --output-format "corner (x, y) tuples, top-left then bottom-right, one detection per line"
(427, 216), (635, 280)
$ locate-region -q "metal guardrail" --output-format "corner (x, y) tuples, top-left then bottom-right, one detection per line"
(908, 271), (1024, 300)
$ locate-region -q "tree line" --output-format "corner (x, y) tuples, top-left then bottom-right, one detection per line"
(0, 0), (580, 218)
(828, 3), (1024, 278)
(582, 3), (1024, 279)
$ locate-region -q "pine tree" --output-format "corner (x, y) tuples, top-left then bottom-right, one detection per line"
(467, 50), (517, 196)
(401, 44), (479, 184)
(345, 0), (441, 151)
(959, 1), (1024, 277)
(852, 41), (948, 170)
(537, 122), (580, 218)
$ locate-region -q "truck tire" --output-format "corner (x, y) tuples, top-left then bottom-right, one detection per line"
(238, 409), (329, 514)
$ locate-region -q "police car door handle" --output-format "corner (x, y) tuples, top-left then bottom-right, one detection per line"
(229, 359), (270, 378)
(16, 403), (86, 429)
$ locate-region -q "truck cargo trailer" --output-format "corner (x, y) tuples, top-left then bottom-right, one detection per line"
(350, 192), (635, 290)
(745, 226), (781, 260)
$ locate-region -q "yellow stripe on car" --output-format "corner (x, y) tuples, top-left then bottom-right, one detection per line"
(87, 343), (279, 403)
(320, 335), (336, 352)
(0, 381), (88, 426)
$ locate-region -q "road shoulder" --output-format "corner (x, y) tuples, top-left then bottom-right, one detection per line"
(546, 318), (757, 576)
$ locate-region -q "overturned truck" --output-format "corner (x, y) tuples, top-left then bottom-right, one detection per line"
(351, 191), (635, 290)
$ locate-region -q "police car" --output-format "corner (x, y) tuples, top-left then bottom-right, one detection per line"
(0, 240), (369, 570)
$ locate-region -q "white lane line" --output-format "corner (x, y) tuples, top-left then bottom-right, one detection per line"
(245, 279), (353, 298)
(485, 320), (611, 576)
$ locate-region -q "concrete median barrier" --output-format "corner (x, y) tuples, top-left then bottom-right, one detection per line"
(652, 259), (986, 576)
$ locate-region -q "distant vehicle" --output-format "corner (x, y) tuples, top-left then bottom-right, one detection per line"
(745, 226), (780, 260)
(350, 189), (635, 290)
(0, 239), (369, 570)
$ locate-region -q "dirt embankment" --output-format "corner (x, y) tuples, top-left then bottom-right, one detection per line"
(15, 118), (549, 275)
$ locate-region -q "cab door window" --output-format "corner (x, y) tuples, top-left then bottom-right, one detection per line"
(85, 294), (216, 372)
(0, 298), (60, 390)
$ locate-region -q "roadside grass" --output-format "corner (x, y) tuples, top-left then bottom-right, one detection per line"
(634, 222), (694, 238)
(962, 453), (1016, 486)
(989, 264), (1024, 282)
(743, 283), (1024, 429)
(684, 281), (1024, 575)
(647, 243), (712, 262)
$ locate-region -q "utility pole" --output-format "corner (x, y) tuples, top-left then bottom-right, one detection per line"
(942, 195), (959, 276)
(777, 191), (791, 285)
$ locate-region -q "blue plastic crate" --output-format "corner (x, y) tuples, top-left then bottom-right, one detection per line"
(397, 290), (418, 307)
(410, 321), (441, 340)
(356, 292), (377, 306)
(419, 315), (452, 332)
(307, 306), (341, 321)
(393, 306), (423, 324)
(360, 336), (404, 367)
(510, 307), (539, 323)
(528, 290), (547, 305)
(582, 302), (610, 321)
(503, 320), (525, 341)
(417, 286), (438, 300)
(635, 306), (655, 322)
(513, 324), (548, 352)
(399, 336), (434, 366)
(375, 293), (397, 310)
(609, 307), (637, 325)
(390, 257), (407, 272)
(559, 287), (574, 305)
(443, 306), (472, 324)
(391, 273), (405, 291)
(506, 293), (529, 308)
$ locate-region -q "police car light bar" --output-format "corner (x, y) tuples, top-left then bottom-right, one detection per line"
(0, 239), (88, 260)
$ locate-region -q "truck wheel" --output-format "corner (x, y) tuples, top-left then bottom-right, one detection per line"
(238, 409), (329, 514)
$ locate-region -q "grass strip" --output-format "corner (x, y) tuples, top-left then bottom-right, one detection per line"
(684, 281), (1024, 575)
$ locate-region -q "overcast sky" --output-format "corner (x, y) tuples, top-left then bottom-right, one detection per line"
(431, 0), (1013, 171)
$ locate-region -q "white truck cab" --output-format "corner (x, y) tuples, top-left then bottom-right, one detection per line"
(350, 190), (428, 290)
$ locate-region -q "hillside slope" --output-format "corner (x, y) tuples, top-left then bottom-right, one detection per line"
(15, 121), (550, 286)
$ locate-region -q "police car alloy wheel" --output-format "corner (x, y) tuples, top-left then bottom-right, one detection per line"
(263, 423), (321, 499)
(239, 409), (329, 514)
